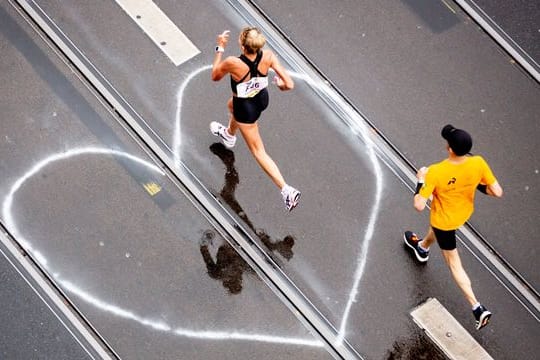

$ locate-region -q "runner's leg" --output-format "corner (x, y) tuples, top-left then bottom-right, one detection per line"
(419, 227), (436, 249)
(237, 121), (286, 189)
(441, 249), (478, 306)
(226, 98), (239, 136)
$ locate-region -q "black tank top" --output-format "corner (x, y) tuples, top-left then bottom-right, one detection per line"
(230, 50), (267, 93)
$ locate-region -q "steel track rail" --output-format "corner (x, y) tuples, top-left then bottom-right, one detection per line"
(0, 222), (116, 359)
(453, 0), (540, 83)
(12, 0), (360, 358)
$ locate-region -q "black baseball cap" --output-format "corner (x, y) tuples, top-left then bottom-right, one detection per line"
(441, 124), (472, 156)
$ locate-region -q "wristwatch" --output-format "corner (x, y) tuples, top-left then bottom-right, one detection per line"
(215, 46), (225, 53)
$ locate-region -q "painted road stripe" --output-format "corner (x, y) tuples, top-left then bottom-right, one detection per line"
(411, 298), (493, 360)
(142, 181), (162, 196)
(114, 0), (200, 66)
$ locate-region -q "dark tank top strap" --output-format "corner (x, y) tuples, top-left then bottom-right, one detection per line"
(230, 50), (265, 92)
(239, 50), (263, 77)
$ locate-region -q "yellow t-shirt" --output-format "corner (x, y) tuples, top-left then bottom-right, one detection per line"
(419, 156), (497, 230)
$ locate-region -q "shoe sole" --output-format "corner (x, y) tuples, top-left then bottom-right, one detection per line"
(221, 141), (235, 149)
(403, 233), (429, 263)
(476, 311), (492, 330)
(210, 122), (235, 148)
(287, 192), (301, 212)
(209, 122), (221, 136)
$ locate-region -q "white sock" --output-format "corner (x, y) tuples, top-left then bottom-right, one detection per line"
(224, 128), (235, 138)
(472, 302), (481, 311)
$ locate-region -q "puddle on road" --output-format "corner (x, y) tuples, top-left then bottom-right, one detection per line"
(385, 329), (446, 360)
(197, 143), (296, 295)
(209, 142), (296, 260)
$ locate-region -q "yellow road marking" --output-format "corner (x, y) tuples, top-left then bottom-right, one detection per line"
(142, 181), (162, 196)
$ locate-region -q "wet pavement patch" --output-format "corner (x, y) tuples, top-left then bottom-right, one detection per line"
(385, 329), (446, 360)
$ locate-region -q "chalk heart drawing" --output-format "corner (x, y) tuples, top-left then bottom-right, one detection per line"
(174, 66), (383, 346)
(2, 65), (382, 350)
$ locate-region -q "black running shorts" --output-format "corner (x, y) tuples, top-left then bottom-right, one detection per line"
(432, 227), (457, 250)
(232, 88), (269, 124)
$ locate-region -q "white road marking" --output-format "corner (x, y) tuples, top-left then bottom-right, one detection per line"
(114, 0), (200, 66)
(411, 298), (493, 360)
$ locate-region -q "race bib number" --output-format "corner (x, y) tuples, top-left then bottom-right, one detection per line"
(236, 77), (268, 98)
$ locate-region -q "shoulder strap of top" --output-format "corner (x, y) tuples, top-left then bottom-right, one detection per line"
(239, 50), (263, 78)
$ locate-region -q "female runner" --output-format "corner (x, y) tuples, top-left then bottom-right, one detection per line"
(210, 27), (300, 211)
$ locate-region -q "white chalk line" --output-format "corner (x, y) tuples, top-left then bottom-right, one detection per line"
(173, 64), (212, 166)
(2, 63), (382, 351)
(172, 66), (383, 346)
(2, 147), (320, 348)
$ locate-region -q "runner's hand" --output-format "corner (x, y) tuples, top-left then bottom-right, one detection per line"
(217, 30), (230, 48)
(417, 166), (428, 182)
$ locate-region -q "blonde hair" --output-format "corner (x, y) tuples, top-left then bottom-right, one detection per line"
(240, 26), (266, 54)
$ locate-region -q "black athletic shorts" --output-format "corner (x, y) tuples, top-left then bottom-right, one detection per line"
(232, 88), (269, 124)
(432, 227), (457, 250)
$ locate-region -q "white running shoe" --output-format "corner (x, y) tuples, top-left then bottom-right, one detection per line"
(281, 185), (301, 212)
(210, 122), (236, 148)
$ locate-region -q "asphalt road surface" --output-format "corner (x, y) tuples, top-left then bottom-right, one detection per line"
(1, 0), (538, 359)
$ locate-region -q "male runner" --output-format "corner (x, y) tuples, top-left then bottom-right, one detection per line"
(404, 124), (503, 330)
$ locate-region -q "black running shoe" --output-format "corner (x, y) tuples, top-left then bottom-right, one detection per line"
(473, 304), (492, 330)
(404, 231), (429, 262)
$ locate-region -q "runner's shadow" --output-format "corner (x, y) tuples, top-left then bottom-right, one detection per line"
(199, 143), (295, 294)
(199, 232), (253, 295)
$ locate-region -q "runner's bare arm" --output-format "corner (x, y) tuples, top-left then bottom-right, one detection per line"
(269, 51), (294, 91)
(413, 166), (429, 211)
(212, 56), (234, 81)
(487, 181), (503, 197)
(477, 180), (503, 197)
(212, 30), (232, 81)
(413, 194), (428, 212)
